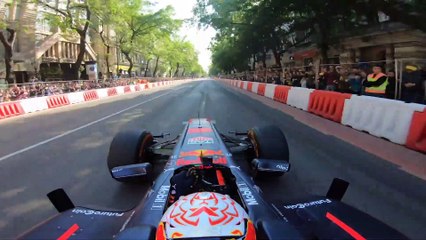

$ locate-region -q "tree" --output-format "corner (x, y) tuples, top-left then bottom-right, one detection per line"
(0, 0), (18, 83)
(115, 4), (179, 77)
(91, 0), (122, 78)
(37, 0), (92, 79)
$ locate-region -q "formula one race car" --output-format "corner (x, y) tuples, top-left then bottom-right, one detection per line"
(19, 119), (406, 240)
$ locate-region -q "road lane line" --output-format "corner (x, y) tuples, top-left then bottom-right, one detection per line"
(0, 86), (190, 162)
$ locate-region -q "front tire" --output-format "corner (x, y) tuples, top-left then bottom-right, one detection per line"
(107, 130), (154, 182)
(247, 125), (289, 178)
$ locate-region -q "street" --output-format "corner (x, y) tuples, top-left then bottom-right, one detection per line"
(0, 80), (425, 239)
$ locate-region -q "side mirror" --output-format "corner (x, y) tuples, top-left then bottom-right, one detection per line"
(111, 162), (153, 182)
(251, 158), (290, 174)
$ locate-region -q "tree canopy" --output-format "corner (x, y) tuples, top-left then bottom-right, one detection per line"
(194, 0), (426, 74)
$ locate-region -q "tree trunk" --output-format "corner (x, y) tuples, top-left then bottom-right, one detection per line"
(169, 63), (173, 78)
(105, 45), (111, 79)
(144, 58), (151, 77)
(71, 32), (88, 80)
(251, 54), (256, 71)
(123, 51), (133, 77)
(174, 63), (179, 77)
(262, 50), (267, 68)
(318, 24), (329, 64)
(273, 49), (282, 67)
(181, 68), (185, 77)
(153, 56), (160, 77)
(0, 29), (16, 83)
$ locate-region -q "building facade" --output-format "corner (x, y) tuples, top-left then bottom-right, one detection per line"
(0, 0), (98, 82)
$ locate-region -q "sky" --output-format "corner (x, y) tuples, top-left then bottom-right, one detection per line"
(152, 0), (216, 72)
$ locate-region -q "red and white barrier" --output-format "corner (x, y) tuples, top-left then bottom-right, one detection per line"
(287, 87), (314, 111)
(124, 86), (131, 93)
(47, 95), (70, 108)
(218, 79), (426, 153)
(251, 82), (259, 94)
(406, 106), (426, 152)
(96, 89), (109, 99)
(257, 83), (266, 96)
(0, 79), (194, 121)
(20, 97), (49, 113)
(342, 96), (425, 144)
(0, 102), (24, 119)
(68, 92), (85, 104)
(308, 90), (352, 123)
(116, 86), (125, 95)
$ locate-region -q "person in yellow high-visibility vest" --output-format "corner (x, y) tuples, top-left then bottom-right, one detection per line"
(363, 65), (388, 98)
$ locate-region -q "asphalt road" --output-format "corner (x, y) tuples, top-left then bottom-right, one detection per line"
(0, 80), (425, 239)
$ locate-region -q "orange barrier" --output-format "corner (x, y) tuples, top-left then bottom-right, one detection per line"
(0, 102), (24, 119)
(107, 88), (118, 96)
(257, 83), (266, 96)
(47, 95), (70, 109)
(406, 107), (426, 153)
(135, 85), (141, 91)
(83, 90), (99, 101)
(308, 90), (352, 123)
(247, 82), (253, 92)
(239, 81), (244, 89)
(273, 86), (291, 104)
(124, 86), (131, 93)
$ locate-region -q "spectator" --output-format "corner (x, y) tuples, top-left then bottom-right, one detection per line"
(300, 74), (307, 88)
(317, 67), (327, 90)
(401, 65), (423, 103)
(306, 72), (316, 89)
(325, 66), (339, 91)
(347, 67), (362, 95)
(291, 71), (301, 87)
(337, 67), (350, 93)
(385, 70), (396, 99)
(363, 65), (388, 98)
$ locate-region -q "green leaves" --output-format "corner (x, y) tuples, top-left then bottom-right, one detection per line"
(197, 0), (426, 72)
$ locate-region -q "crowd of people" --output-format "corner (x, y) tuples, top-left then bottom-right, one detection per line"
(233, 64), (426, 104)
(0, 79), (140, 103)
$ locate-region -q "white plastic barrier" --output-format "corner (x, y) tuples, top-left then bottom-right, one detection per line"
(129, 85), (136, 92)
(342, 96), (425, 144)
(20, 97), (49, 113)
(251, 82), (259, 94)
(96, 88), (108, 99)
(67, 92), (85, 104)
(148, 83), (156, 89)
(287, 87), (314, 111)
(265, 84), (277, 99)
(243, 81), (248, 90)
(116, 86), (125, 95)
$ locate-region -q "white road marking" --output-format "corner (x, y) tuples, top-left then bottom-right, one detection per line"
(0, 86), (189, 162)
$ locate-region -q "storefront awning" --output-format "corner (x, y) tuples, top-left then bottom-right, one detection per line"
(293, 49), (318, 60)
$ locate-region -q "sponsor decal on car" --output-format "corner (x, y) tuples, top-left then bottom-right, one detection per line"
(152, 185), (170, 210)
(188, 128), (213, 134)
(283, 199), (332, 209)
(179, 150), (223, 157)
(187, 136), (214, 145)
(71, 209), (124, 217)
(237, 182), (259, 206)
(176, 157), (227, 166)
